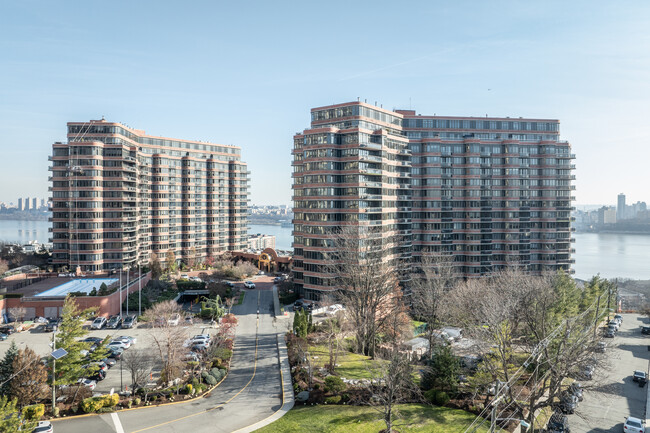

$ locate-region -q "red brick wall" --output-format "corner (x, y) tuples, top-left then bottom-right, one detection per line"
(0, 272), (152, 319)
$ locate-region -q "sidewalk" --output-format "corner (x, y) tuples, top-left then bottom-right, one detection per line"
(233, 333), (294, 432)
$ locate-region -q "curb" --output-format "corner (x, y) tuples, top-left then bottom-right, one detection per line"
(50, 321), (239, 423)
(50, 373), (229, 422)
(231, 333), (294, 433)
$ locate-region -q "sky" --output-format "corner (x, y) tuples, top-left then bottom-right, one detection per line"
(1, 1), (649, 207)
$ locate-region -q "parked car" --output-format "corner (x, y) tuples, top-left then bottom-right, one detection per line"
(122, 315), (137, 329)
(605, 328), (615, 338)
(190, 276), (202, 282)
(595, 341), (606, 352)
(44, 318), (62, 332)
(642, 326), (650, 335)
(567, 382), (583, 401)
(107, 340), (129, 351)
(77, 378), (97, 390)
(274, 277), (282, 284)
(614, 314), (623, 323)
(107, 348), (123, 360)
(32, 421), (54, 433)
(182, 352), (200, 362)
(633, 370), (647, 386)
(554, 392), (579, 414)
(82, 336), (104, 345)
(191, 340), (210, 351)
(546, 412), (570, 433)
(224, 281), (235, 288)
(102, 357), (117, 368)
(0, 326), (15, 335)
(115, 335), (136, 346)
(441, 327), (463, 341)
(180, 274), (189, 280)
(623, 416), (645, 433)
(580, 364), (595, 380)
(0, 333), (7, 341)
(608, 320), (620, 330)
(191, 334), (211, 344)
(244, 281), (256, 289)
(91, 317), (107, 330)
(167, 313), (181, 326)
(106, 315), (122, 329)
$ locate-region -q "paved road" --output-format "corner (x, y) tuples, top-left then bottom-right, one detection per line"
(54, 289), (284, 433)
(567, 313), (648, 432)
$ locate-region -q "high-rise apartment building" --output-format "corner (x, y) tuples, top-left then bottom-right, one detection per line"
(17, 198), (23, 211)
(248, 233), (276, 250)
(293, 101), (575, 300)
(32, 198), (38, 210)
(617, 193), (626, 220)
(50, 119), (249, 273)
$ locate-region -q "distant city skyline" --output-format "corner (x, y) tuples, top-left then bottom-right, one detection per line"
(1, 2), (650, 206)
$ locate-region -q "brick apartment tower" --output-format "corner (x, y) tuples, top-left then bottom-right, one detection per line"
(292, 101), (575, 300)
(50, 119), (249, 273)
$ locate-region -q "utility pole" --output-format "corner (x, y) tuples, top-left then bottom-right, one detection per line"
(490, 382), (503, 433)
(125, 271), (129, 316)
(593, 293), (602, 338)
(119, 270), (122, 319)
(51, 330), (56, 412)
(138, 264), (142, 317)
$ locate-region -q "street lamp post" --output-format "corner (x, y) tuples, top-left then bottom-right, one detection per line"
(50, 327), (68, 414)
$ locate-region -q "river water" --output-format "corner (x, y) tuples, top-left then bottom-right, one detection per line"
(1, 220), (647, 280)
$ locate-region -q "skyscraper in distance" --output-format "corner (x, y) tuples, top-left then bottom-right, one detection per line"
(617, 193), (626, 220)
(292, 101), (575, 300)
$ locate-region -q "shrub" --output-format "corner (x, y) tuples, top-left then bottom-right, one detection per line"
(134, 398), (141, 405)
(204, 375), (217, 386)
(434, 390), (450, 406)
(80, 397), (105, 413)
(53, 407), (60, 417)
(23, 404), (45, 420)
(98, 407), (116, 413)
(324, 376), (346, 394)
(324, 395), (341, 404)
(424, 389), (437, 404)
(104, 393), (119, 407)
(340, 393), (350, 403)
(185, 384), (193, 394)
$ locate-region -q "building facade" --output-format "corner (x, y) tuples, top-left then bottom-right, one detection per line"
(50, 119), (249, 273)
(248, 233), (276, 250)
(292, 101), (575, 299)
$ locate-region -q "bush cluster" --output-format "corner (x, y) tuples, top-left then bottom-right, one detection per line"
(23, 404), (45, 420)
(324, 375), (346, 394)
(176, 280), (206, 291)
(80, 394), (120, 413)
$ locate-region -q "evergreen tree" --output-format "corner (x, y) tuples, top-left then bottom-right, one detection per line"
(0, 341), (18, 396)
(54, 296), (107, 386)
(0, 396), (36, 433)
(10, 347), (48, 407)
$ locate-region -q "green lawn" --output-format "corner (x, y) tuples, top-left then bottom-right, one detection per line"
(307, 344), (386, 379)
(256, 404), (488, 433)
(237, 291), (245, 305)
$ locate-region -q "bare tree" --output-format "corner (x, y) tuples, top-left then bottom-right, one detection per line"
(121, 349), (155, 392)
(367, 349), (419, 433)
(143, 300), (186, 384)
(410, 253), (457, 357)
(326, 226), (404, 358)
(8, 307), (27, 322)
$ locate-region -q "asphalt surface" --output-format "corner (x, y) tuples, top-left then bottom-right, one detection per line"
(567, 313), (648, 433)
(53, 288), (284, 433)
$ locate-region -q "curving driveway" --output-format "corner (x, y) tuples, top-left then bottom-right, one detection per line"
(54, 289), (285, 433)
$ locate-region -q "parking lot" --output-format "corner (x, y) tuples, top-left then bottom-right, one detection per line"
(0, 316), (215, 394)
(567, 313), (648, 432)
